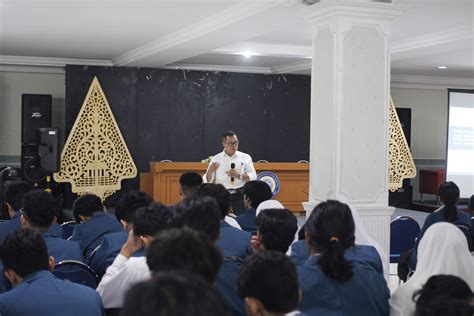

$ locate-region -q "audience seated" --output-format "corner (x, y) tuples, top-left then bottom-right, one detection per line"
(236, 180), (272, 232)
(96, 202), (172, 309)
(255, 199), (284, 216)
(0, 229), (103, 316)
(122, 271), (230, 316)
(90, 191), (152, 277)
(195, 183), (251, 258)
(298, 200), (389, 316)
(409, 181), (472, 269)
(178, 171), (203, 200)
(70, 194), (122, 259)
(236, 251), (302, 316)
(390, 222), (474, 316)
(0, 181), (32, 243)
(414, 274), (474, 316)
(146, 228), (223, 282)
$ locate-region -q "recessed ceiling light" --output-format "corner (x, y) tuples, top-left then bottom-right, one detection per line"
(242, 51), (254, 58)
(437, 66), (447, 69)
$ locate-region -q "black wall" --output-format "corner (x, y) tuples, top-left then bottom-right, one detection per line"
(65, 65), (311, 204)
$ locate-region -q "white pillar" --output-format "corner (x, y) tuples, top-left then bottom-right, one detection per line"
(302, 1), (407, 261)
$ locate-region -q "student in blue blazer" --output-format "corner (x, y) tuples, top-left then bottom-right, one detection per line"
(0, 229), (103, 316)
(70, 193), (122, 259)
(297, 200), (389, 316)
(236, 181), (272, 233)
(0, 181), (32, 243)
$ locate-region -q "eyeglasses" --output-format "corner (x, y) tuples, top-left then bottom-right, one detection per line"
(223, 141), (239, 146)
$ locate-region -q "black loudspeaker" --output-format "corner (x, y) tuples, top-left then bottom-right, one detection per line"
(22, 94), (52, 144)
(37, 127), (60, 172)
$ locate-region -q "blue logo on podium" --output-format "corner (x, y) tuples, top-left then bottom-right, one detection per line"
(257, 171), (280, 197)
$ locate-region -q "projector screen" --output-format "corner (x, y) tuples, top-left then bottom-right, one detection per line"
(446, 90), (474, 198)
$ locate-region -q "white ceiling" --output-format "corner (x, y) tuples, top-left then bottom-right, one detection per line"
(0, 0), (473, 81)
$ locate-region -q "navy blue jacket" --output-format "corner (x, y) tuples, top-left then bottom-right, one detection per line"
(290, 240), (310, 266)
(0, 271), (103, 316)
(0, 212), (21, 243)
(298, 245), (389, 316)
(90, 230), (128, 278)
(215, 258), (245, 316)
(42, 232), (83, 263)
(236, 208), (257, 232)
(215, 221), (252, 259)
(70, 212), (122, 259)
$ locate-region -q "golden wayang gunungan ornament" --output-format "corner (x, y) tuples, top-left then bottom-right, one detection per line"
(388, 97), (416, 191)
(54, 77), (137, 201)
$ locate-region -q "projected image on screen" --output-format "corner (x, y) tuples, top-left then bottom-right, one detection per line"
(446, 91), (474, 198)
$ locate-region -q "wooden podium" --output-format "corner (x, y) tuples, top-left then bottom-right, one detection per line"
(140, 162), (309, 212)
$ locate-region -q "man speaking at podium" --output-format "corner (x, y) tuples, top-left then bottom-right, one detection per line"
(204, 131), (257, 215)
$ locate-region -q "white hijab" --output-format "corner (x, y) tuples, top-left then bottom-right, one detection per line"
(256, 199), (284, 216)
(348, 204), (389, 281)
(389, 222), (474, 316)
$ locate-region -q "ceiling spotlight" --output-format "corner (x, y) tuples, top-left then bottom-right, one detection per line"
(242, 51), (254, 58)
(437, 66), (447, 69)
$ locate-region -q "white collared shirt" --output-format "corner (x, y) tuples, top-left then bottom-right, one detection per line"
(203, 150), (257, 189)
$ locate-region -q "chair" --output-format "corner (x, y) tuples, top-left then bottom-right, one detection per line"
(257, 160), (269, 163)
(61, 221), (77, 240)
(53, 260), (99, 289)
(390, 216), (420, 263)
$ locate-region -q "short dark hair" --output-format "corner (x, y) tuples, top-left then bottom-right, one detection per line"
(243, 181), (272, 208)
(147, 228), (223, 282)
(115, 191), (153, 223)
(222, 131), (236, 140)
(179, 172), (203, 197)
(171, 196), (221, 241)
(122, 271), (230, 316)
(236, 251), (299, 314)
(4, 181), (32, 211)
(0, 229), (49, 277)
(306, 200), (355, 282)
(22, 190), (56, 228)
(256, 208), (298, 253)
(195, 183), (230, 219)
(72, 194), (103, 222)
(133, 203), (172, 237)
(414, 275), (474, 316)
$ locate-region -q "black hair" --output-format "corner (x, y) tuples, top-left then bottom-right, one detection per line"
(438, 182), (460, 222)
(236, 251), (299, 314)
(305, 200), (355, 282)
(122, 271), (230, 316)
(171, 196), (221, 242)
(72, 193), (103, 223)
(222, 131), (236, 140)
(22, 190), (56, 228)
(147, 228), (223, 282)
(4, 181), (32, 212)
(297, 224), (306, 241)
(179, 172), (203, 198)
(468, 194), (474, 213)
(115, 191), (153, 223)
(133, 203), (172, 237)
(255, 208), (298, 253)
(243, 181), (273, 208)
(0, 229), (49, 277)
(195, 183), (230, 219)
(414, 275), (474, 316)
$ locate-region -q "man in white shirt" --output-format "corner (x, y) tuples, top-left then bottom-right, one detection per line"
(204, 131), (257, 215)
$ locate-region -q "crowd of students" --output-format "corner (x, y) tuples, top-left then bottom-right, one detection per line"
(0, 174), (472, 316)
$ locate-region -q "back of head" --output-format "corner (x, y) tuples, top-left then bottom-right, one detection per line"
(306, 200), (355, 282)
(72, 193), (103, 222)
(468, 194), (474, 213)
(195, 183), (230, 219)
(236, 251), (299, 314)
(115, 191), (152, 223)
(171, 196), (221, 241)
(22, 190), (56, 229)
(414, 275), (474, 316)
(179, 172), (203, 198)
(0, 229), (49, 277)
(122, 271), (230, 316)
(438, 182), (460, 222)
(133, 203), (172, 237)
(255, 208), (298, 253)
(243, 181), (273, 208)
(147, 228), (223, 282)
(4, 181), (32, 212)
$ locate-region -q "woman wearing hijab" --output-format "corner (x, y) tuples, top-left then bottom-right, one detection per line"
(390, 222), (474, 316)
(297, 200), (389, 316)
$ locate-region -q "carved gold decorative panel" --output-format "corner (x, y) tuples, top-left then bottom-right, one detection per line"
(388, 97), (416, 192)
(54, 77), (137, 200)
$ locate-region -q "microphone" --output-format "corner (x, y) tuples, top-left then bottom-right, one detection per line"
(230, 163), (235, 182)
